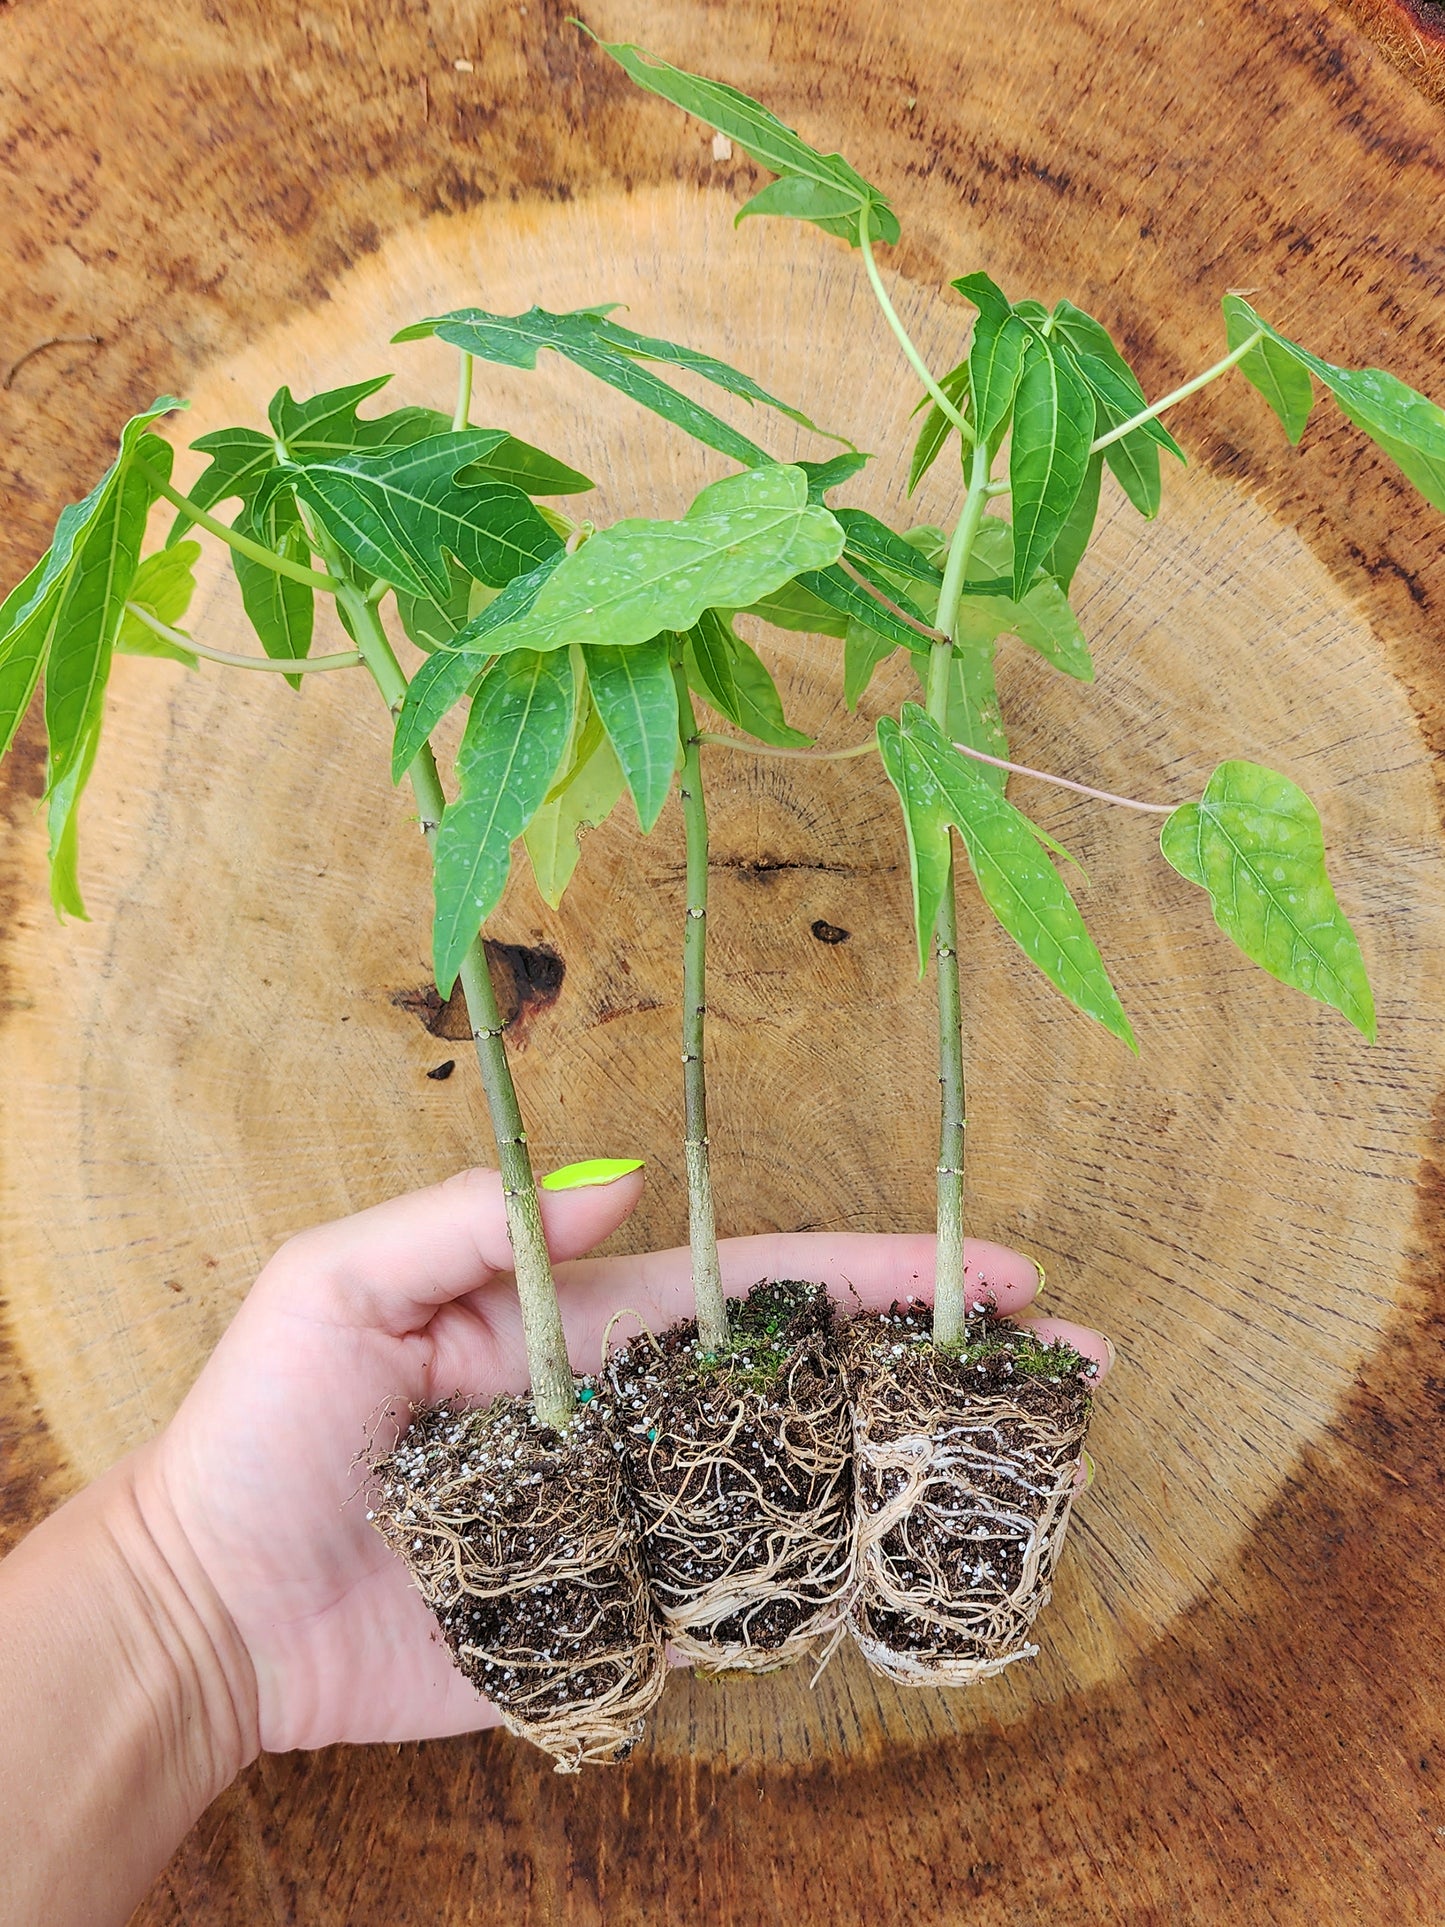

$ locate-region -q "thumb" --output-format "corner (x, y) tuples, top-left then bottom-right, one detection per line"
(264, 1160), (646, 1336)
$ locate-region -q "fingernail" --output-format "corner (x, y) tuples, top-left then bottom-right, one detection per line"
(1022, 1254), (1046, 1302)
(1082, 1450), (1097, 1490)
(1102, 1336), (1118, 1375)
(541, 1157), (645, 1192)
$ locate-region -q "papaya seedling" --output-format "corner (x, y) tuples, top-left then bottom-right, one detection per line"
(390, 309), (859, 1670)
(586, 31), (1433, 1684)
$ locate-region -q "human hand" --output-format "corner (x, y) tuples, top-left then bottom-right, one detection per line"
(136, 1164), (1112, 1757)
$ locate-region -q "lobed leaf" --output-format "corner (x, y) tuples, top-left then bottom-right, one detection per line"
(900, 706), (1135, 1045)
(732, 574), (850, 637)
(836, 507), (945, 589)
(587, 35), (900, 248)
(1008, 336), (1097, 596)
(431, 649), (576, 991)
(1224, 298), (1445, 509)
(582, 635), (679, 831)
(290, 430), (563, 600)
(1160, 759), (1374, 1038)
(1221, 295), (1314, 445)
(799, 452), (871, 501)
(394, 557), (484, 654)
(456, 465), (843, 658)
(685, 607), (811, 747)
(843, 617), (898, 709)
(910, 634), (1009, 791)
(397, 305), (833, 469)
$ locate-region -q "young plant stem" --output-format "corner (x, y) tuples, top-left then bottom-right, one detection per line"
(452, 352), (474, 433)
(672, 654), (729, 1353)
(924, 438), (995, 1349)
(1089, 330), (1264, 454)
(122, 602), (362, 673)
(138, 463), (338, 591)
(308, 525), (575, 1426)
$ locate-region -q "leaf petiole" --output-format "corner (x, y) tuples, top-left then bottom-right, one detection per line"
(137, 461), (339, 591)
(452, 351), (474, 433)
(1089, 330), (1264, 455)
(123, 602), (361, 673)
(858, 209), (974, 445)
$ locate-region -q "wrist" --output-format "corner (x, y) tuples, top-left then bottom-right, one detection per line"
(0, 1452), (259, 1927)
(119, 1441), (262, 1798)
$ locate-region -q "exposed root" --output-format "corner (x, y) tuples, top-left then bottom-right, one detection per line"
(607, 1281), (855, 1672)
(846, 1308), (1094, 1686)
(369, 1391), (665, 1771)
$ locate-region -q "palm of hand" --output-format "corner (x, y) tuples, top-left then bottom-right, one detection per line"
(143, 1167), (1100, 1752)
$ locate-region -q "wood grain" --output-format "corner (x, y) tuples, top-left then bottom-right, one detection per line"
(2, 0), (1443, 1919)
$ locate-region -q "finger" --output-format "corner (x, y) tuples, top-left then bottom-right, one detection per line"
(1012, 1315), (1114, 1382)
(552, 1231), (1042, 1368)
(264, 1164), (646, 1335)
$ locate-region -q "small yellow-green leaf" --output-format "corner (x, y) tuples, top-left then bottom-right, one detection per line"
(1160, 759), (1375, 1039)
(541, 1156), (645, 1190)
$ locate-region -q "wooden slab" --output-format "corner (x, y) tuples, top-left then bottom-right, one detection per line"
(2, 0), (1443, 1919)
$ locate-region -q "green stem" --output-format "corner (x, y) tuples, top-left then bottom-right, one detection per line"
(314, 535), (574, 1426)
(139, 463), (338, 591)
(452, 352), (474, 433)
(927, 437), (993, 1351)
(673, 655), (729, 1353)
(1089, 331), (1263, 454)
(123, 602), (361, 673)
(858, 212), (973, 444)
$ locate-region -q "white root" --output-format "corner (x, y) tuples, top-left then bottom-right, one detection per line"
(848, 1337), (1091, 1686)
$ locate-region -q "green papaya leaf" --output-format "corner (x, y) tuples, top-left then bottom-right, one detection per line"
(454, 431), (595, 497)
(396, 305), (838, 469)
(171, 377), (446, 541)
(1049, 301), (1185, 462)
(44, 432), (171, 801)
(796, 560), (929, 653)
(1009, 336), (1097, 596)
(685, 607), (810, 747)
(970, 310), (1029, 447)
(394, 557), (486, 654)
(231, 491), (314, 688)
(461, 466), (843, 658)
(843, 617), (897, 709)
(582, 636), (679, 831)
(390, 553), (564, 782)
(1041, 450), (1102, 590)
(290, 430), (562, 599)
(524, 697), (626, 907)
(901, 705), (1135, 1045)
(1221, 295), (1314, 444)
(876, 712), (950, 972)
(0, 564), (64, 762)
(46, 712), (102, 919)
(949, 517), (1093, 680)
(1160, 760), (1374, 1038)
(836, 508), (945, 589)
(1224, 298), (1444, 509)
(732, 575), (850, 637)
(907, 360), (971, 495)
(799, 452), (871, 501)
(910, 633), (1009, 790)
(587, 35), (900, 248)
(117, 543), (201, 666)
(431, 649), (576, 991)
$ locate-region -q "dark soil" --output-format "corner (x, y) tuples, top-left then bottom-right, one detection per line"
(846, 1305), (1096, 1683)
(368, 1389), (665, 1769)
(605, 1280), (854, 1668)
